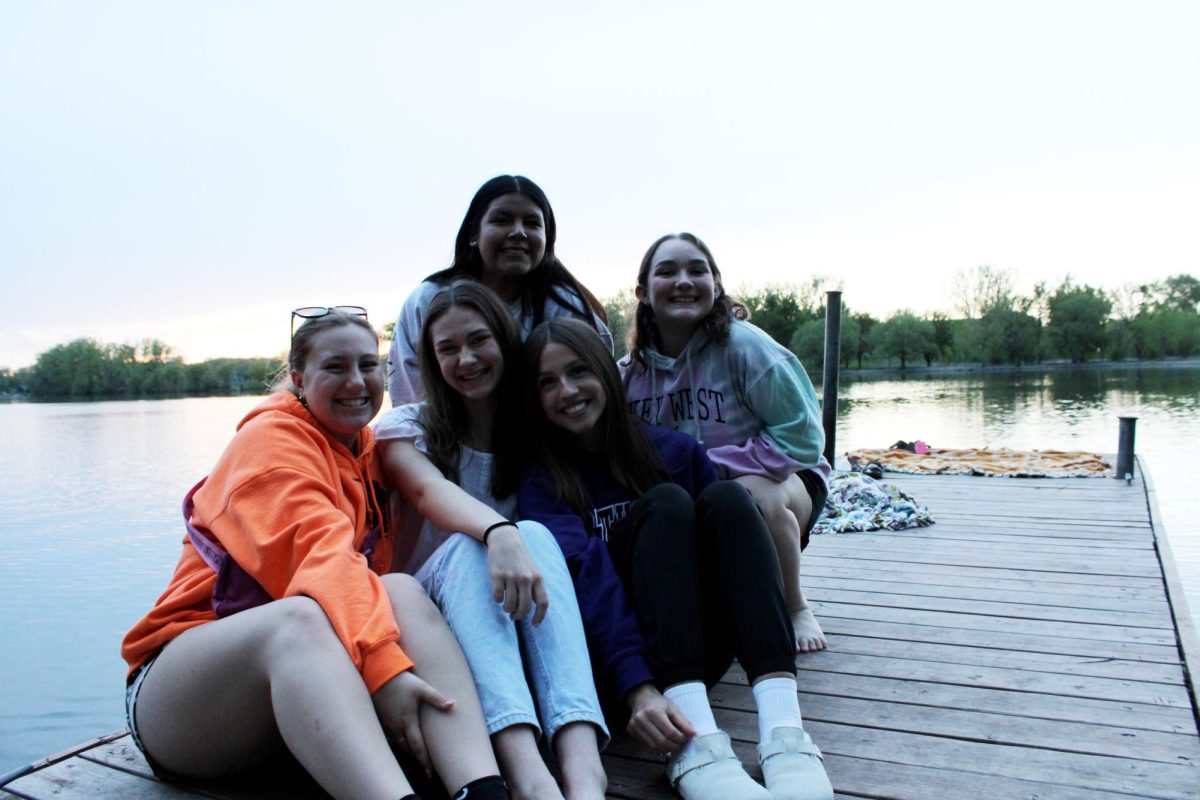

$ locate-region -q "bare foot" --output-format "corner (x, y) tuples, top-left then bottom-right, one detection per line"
(792, 607), (827, 653)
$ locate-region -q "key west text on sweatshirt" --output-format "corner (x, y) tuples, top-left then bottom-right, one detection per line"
(620, 319), (829, 483)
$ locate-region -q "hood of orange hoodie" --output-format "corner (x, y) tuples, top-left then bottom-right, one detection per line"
(238, 391), (377, 463)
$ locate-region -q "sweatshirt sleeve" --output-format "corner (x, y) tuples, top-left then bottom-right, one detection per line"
(387, 284), (432, 407)
(707, 353), (825, 481)
(518, 468), (654, 698)
(203, 444), (412, 693)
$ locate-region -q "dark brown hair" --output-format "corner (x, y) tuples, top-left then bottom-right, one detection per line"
(418, 281), (523, 497)
(521, 318), (664, 517)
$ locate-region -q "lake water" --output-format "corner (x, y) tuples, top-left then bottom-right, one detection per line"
(1, 367), (1198, 773)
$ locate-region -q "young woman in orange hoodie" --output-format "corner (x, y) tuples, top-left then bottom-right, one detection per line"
(121, 308), (510, 800)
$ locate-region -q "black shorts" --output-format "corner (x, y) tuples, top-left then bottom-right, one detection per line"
(798, 468), (829, 552)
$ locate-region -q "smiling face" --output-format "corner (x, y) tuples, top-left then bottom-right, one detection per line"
(637, 237), (718, 346)
(474, 193), (547, 300)
(429, 305), (504, 403)
(291, 324), (383, 448)
(537, 341), (607, 451)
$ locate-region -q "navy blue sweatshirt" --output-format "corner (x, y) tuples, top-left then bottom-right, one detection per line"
(518, 425), (717, 700)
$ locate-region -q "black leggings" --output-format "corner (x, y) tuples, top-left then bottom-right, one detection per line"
(607, 481), (797, 689)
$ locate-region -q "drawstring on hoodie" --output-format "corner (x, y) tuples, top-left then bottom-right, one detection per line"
(645, 330), (705, 447)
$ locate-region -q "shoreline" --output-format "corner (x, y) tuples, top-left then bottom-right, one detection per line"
(830, 356), (1200, 381)
(5, 358), (1200, 404)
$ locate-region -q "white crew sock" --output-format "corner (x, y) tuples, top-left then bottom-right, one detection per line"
(663, 681), (719, 757)
(752, 676), (804, 744)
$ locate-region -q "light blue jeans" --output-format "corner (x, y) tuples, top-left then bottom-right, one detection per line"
(415, 520), (608, 745)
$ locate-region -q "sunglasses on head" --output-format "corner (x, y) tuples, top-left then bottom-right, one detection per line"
(290, 306), (368, 338)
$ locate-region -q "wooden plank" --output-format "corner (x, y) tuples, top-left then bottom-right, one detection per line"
(809, 586), (1173, 629)
(793, 652), (1192, 707)
(813, 601), (1179, 646)
(820, 615), (1183, 664)
(817, 752), (1143, 800)
(78, 739), (329, 800)
(3, 755), (200, 799)
(788, 670), (1195, 733)
(804, 554), (1163, 588)
(848, 528), (1154, 549)
(809, 544), (1163, 577)
(817, 632), (1187, 684)
(800, 718), (1199, 800)
(803, 563), (1168, 601)
(709, 685), (1200, 764)
(804, 574), (1172, 615)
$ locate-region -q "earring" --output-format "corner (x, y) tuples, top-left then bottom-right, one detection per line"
(469, 241), (477, 247)
(298, 392), (308, 408)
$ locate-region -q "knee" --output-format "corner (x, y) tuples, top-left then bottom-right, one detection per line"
(635, 483), (697, 549)
(517, 520), (565, 563)
(697, 480), (755, 514)
(264, 596), (340, 655)
(645, 482), (691, 508)
(641, 483), (695, 527)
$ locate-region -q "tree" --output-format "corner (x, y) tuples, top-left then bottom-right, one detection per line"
(850, 312), (876, 368)
(1046, 279), (1111, 362)
(787, 313), (860, 372)
(28, 339), (111, 397)
(930, 312), (954, 365)
(950, 265), (1016, 319)
(738, 284), (815, 348)
(603, 289), (637, 356)
(869, 312), (935, 369)
(1142, 274), (1200, 313)
(978, 308), (1041, 365)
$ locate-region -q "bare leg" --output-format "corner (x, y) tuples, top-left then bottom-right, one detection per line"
(736, 474), (827, 653)
(493, 725), (564, 800)
(555, 722), (607, 800)
(380, 573), (501, 792)
(135, 596), (414, 800)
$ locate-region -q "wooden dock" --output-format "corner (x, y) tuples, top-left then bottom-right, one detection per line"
(4, 460), (1198, 799)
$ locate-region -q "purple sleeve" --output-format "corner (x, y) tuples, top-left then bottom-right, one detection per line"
(518, 468), (654, 698)
(706, 433), (806, 482)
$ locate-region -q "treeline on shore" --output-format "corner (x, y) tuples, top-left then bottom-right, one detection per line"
(0, 339), (282, 400)
(4, 270), (1198, 400)
(606, 269), (1200, 370)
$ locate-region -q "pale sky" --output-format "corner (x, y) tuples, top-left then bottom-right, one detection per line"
(2, 1), (1197, 369)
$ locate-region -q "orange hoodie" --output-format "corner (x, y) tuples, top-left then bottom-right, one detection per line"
(121, 392), (410, 693)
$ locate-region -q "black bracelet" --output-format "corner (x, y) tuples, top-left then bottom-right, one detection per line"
(483, 520), (518, 546)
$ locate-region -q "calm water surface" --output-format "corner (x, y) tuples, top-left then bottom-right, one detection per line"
(1, 368), (1197, 772)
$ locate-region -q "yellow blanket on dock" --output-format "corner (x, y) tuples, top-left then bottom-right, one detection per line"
(845, 447), (1114, 478)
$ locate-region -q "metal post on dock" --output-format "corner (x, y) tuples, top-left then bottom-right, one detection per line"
(1116, 416), (1137, 483)
(822, 291), (842, 465)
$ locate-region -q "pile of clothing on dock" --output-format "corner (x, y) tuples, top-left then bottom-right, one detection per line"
(813, 472), (934, 535)
(846, 444), (1114, 478)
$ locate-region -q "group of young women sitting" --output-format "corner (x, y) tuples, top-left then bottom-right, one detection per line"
(121, 175), (833, 800)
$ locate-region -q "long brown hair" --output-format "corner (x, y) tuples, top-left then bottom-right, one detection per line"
(418, 281), (523, 498)
(426, 175), (608, 330)
(521, 319), (664, 518)
(626, 232), (748, 367)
